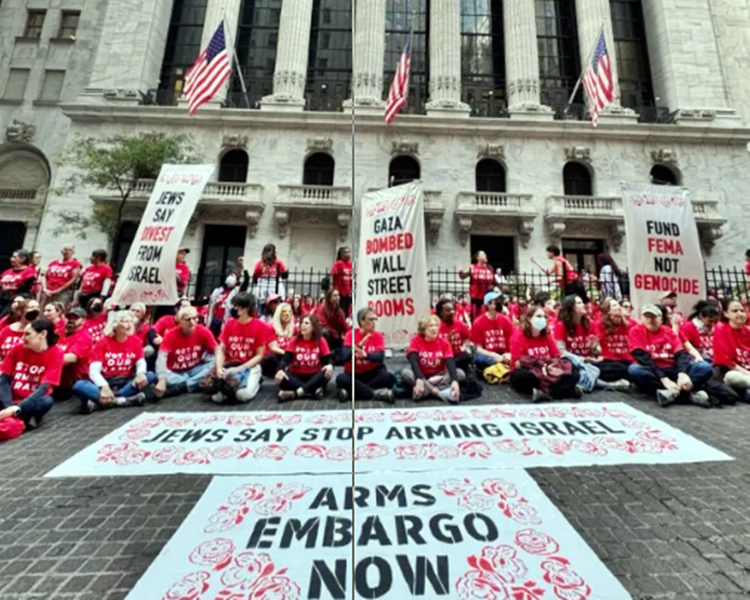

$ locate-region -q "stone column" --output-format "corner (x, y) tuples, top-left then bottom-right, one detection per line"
(503, 0), (551, 118)
(260, 0), (314, 111)
(425, 0), (469, 117)
(343, 0), (386, 113)
(199, 0), (243, 104)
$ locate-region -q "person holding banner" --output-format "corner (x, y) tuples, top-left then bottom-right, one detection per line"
(532, 245), (589, 303)
(458, 251), (495, 321)
(274, 315), (332, 402)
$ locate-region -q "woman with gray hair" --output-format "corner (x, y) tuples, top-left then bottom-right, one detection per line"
(72, 310), (156, 413)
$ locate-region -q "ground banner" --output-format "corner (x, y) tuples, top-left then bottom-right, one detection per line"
(621, 182), (705, 316)
(46, 403), (731, 478)
(357, 180), (430, 347)
(125, 470), (630, 600)
(111, 163), (214, 306)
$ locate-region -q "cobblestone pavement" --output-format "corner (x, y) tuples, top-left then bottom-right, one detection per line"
(2, 363), (750, 599)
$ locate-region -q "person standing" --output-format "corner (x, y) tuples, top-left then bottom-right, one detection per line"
(43, 244), (82, 307)
(330, 246), (353, 317)
(77, 250), (113, 309)
(252, 244), (288, 313)
(175, 246), (191, 296)
(458, 251), (495, 321)
(532, 245), (589, 303)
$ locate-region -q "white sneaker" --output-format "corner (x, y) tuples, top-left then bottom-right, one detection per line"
(210, 392), (224, 404)
(611, 379), (632, 393)
(656, 389), (679, 407)
(235, 389), (254, 403)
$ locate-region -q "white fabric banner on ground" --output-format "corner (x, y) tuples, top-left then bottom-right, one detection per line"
(112, 163), (215, 306)
(621, 182), (705, 316)
(356, 181), (430, 347)
(46, 403), (731, 478)
(125, 470), (630, 600)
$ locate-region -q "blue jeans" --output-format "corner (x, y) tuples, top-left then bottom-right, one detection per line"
(165, 361), (213, 393)
(474, 353), (498, 370)
(16, 395), (54, 420)
(628, 361), (713, 396)
(73, 373), (157, 405)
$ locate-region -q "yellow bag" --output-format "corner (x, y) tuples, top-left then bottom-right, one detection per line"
(482, 362), (510, 384)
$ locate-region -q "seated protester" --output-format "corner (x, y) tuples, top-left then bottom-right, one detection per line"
(151, 298), (192, 347)
(72, 310), (157, 413)
(213, 292), (270, 404)
(661, 290), (685, 333)
(290, 294), (304, 327)
(130, 302), (155, 358)
(0, 295), (26, 331)
(509, 305), (580, 402)
(275, 315), (333, 403)
(154, 305), (217, 398)
(628, 304), (713, 407)
(208, 274), (239, 338)
(262, 302), (296, 377)
(0, 319), (63, 430)
(84, 297), (108, 344)
(401, 314), (463, 403)
(55, 308), (93, 400)
(591, 298), (634, 391)
(714, 298), (750, 400)
(0, 249), (38, 301)
(680, 300), (719, 363)
(471, 291), (514, 371)
(554, 295), (598, 359)
(436, 299), (472, 372)
(43, 301), (67, 337)
(263, 293), (282, 324)
(301, 293), (316, 316)
(0, 299), (38, 360)
(336, 308), (396, 403)
(509, 298), (528, 326)
(315, 288), (348, 352)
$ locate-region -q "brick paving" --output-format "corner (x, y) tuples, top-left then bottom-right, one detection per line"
(2, 362), (750, 599)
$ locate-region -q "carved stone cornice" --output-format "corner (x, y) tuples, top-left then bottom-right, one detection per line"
(222, 134), (248, 149)
(5, 120), (37, 143)
(307, 138), (333, 153)
(456, 216), (473, 246)
(650, 148), (678, 165)
(275, 209), (290, 239)
(477, 144), (505, 160)
(564, 147), (591, 163)
(245, 208), (263, 238)
(391, 141), (418, 156)
(336, 211), (351, 242)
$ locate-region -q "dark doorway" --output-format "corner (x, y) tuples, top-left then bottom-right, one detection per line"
(113, 221), (138, 275)
(197, 225), (247, 297)
(562, 238), (604, 273)
(0, 221), (27, 269)
(470, 235), (515, 274)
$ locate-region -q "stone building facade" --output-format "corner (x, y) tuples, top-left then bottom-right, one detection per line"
(0, 0), (749, 297)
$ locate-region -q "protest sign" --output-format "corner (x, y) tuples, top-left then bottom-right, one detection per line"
(356, 181), (430, 347)
(111, 163), (214, 305)
(621, 182), (705, 316)
(125, 470), (630, 600)
(46, 403), (731, 478)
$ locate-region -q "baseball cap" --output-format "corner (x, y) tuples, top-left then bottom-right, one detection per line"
(660, 290), (676, 300)
(484, 290), (502, 306)
(66, 307), (87, 319)
(178, 246), (190, 254)
(266, 293), (281, 304)
(641, 304), (662, 317)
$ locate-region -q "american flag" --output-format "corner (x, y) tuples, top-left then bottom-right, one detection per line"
(582, 31), (614, 128)
(183, 21), (232, 116)
(384, 36), (412, 124)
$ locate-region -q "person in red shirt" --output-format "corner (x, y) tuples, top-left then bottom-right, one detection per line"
(290, 294), (304, 326)
(0, 295), (29, 334)
(77, 249), (113, 309)
(72, 310), (156, 413)
(42, 243), (82, 307)
(458, 251), (495, 321)
(509, 305), (578, 401)
(154, 306), (216, 397)
(253, 243), (288, 316)
(716, 298), (750, 401)
(628, 304), (713, 407)
(471, 291), (515, 372)
(55, 307), (93, 400)
(208, 274), (239, 338)
(401, 314), (462, 403)
(0, 250), (38, 311)
(680, 300), (719, 363)
(554, 295), (597, 358)
(176, 246), (191, 296)
(436, 299), (472, 371)
(0, 318), (64, 431)
(531, 245), (589, 303)
(43, 302), (67, 337)
(214, 292), (271, 404)
(261, 303), (296, 377)
(336, 308), (395, 403)
(315, 288), (347, 351)
(275, 314), (332, 402)
(330, 246), (353, 317)
(592, 298), (634, 391)
(84, 297), (108, 344)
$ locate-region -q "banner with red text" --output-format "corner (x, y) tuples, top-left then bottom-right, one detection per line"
(356, 181), (430, 347)
(621, 183), (705, 316)
(112, 164), (214, 306)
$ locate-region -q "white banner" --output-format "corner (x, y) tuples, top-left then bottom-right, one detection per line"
(112, 163), (215, 306)
(46, 403), (730, 478)
(621, 182), (705, 316)
(357, 181), (430, 347)
(125, 470), (630, 600)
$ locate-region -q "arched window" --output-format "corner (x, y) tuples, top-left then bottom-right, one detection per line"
(475, 159), (506, 192)
(389, 156), (420, 187)
(303, 153), (335, 185)
(563, 162), (592, 196)
(219, 149), (249, 183)
(650, 164), (679, 186)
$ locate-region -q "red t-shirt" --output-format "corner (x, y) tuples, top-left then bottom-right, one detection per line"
(53, 317), (67, 337)
(469, 264), (495, 301)
(212, 288), (233, 321)
(80, 263), (113, 294)
(555, 256), (578, 284)
(85, 314), (107, 343)
(267, 327), (296, 356)
(0, 327), (23, 360)
(1, 344), (63, 402)
(745, 260), (750, 276)
(344, 329), (385, 374)
(331, 260), (353, 297)
(439, 320), (471, 357)
(407, 334), (453, 377)
(91, 335), (144, 378)
(628, 323), (683, 368)
(680, 320), (714, 359)
(45, 259), (82, 292)
(57, 327), (93, 388)
(176, 263), (191, 292)
(553, 321), (595, 357)
(161, 324), (217, 372)
(471, 313), (514, 353)
(593, 319), (632, 361)
(253, 259), (287, 279)
(714, 322), (750, 369)
(287, 336), (331, 375)
(510, 329), (560, 367)
(153, 315), (180, 337)
(0, 266), (37, 293)
(220, 318), (271, 363)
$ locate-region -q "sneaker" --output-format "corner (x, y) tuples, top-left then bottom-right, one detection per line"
(532, 388), (552, 403)
(314, 388), (325, 400)
(338, 388), (349, 403)
(235, 389), (254, 403)
(611, 379), (632, 393)
(25, 416), (40, 431)
(125, 393), (146, 407)
(278, 390), (295, 404)
(690, 390), (711, 408)
(438, 388), (460, 405)
(374, 389), (396, 404)
(210, 392), (225, 405)
(656, 389), (679, 407)
(82, 400), (97, 415)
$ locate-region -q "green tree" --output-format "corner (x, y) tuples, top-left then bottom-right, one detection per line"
(52, 132), (199, 260)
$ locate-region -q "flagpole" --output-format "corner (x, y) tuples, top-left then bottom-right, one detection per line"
(221, 15), (251, 108)
(566, 22), (605, 109)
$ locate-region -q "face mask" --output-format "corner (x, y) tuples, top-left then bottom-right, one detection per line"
(531, 316), (547, 331)
(230, 308), (240, 319)
(25, 310), (39, 321)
